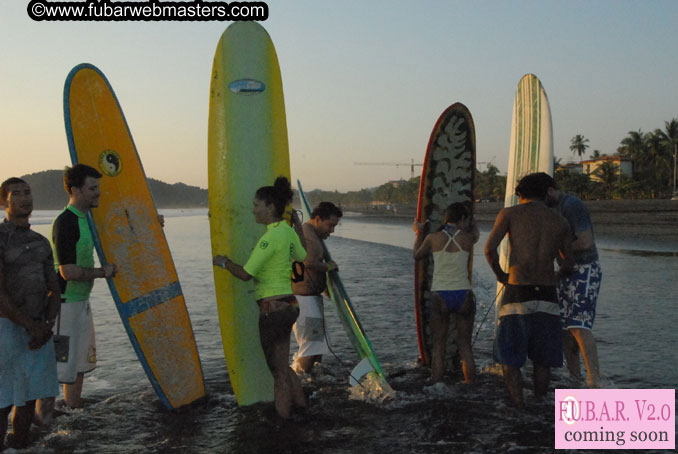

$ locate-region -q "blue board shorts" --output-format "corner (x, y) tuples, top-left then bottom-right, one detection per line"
(0, 318), (59, 407)
(494, 312), (563, 368)
(434, 290), (469, 313)
(557, 261), (602, 330)
(494, 284), (563, 368)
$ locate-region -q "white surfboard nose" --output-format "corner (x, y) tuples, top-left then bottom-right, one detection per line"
(350, 357), (375, 386)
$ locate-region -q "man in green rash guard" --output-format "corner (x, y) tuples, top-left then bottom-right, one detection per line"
(37, 164), (117, 422)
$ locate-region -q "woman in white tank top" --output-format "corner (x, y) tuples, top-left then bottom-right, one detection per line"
(414, 203), (479, 385)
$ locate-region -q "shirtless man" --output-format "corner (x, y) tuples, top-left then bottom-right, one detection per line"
(485, 172), (574, 407)
(291, 202), (342, 373)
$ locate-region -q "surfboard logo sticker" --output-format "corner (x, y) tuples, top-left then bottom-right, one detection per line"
(228, 79), (266, 95)
(98, 150), (122, 177)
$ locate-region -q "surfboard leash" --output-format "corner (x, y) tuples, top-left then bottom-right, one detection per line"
(472, 286), (504, 346)
(319, 293), (368, 391)
(297, 269), (367, 390)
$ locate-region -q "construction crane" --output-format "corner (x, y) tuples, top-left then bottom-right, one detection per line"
(354, 158), (423, 179)
(476, 156), (497, 171)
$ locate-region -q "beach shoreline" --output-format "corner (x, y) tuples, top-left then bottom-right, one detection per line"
(342, 199), (678, 243)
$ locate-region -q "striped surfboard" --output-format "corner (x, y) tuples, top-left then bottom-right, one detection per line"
(496, 74), (554, 312)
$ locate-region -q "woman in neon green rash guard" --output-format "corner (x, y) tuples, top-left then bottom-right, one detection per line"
(213, 176), (307, 419)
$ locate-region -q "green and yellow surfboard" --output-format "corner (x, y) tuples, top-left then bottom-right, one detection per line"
(208, 22), (290, 405)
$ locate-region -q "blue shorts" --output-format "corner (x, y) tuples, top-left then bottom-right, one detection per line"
(434, 290), (469, 313)
(0, 318), (59, 408)
(558, 261), (602, 330)
(494, 312), (563, 368)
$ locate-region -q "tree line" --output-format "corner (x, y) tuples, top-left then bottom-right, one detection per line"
(309, 117), (678, 209)
(561, 118), (677, 200)
(304, 166), (507, 210)
(22, 117), (676, 211)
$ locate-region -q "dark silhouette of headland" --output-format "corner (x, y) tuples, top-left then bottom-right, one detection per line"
(19, 170), (207, 209)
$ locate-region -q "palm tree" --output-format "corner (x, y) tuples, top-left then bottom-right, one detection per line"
(619, 130), (647, 181)
(658, 118), (678, 197)
(592, 161), (620, 198)
(646, 130), (672, 194)
(619, 130), (645, 158)
(570, 135), (590, 161)
(553, 156), (562, 171)
(555, 170), (591, 200)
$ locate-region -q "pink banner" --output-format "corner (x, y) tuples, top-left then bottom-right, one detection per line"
(555, 389), (675, 450)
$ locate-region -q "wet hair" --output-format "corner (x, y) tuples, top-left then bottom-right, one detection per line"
(443, 202), (469, 224)
(311, 201), (343, 220)
(515, 172), (555, 200)
(539, 172), (558, 190)
(64, 164), (102, 194)
(1, 177), (28, 201)
(255, 176), (294, 218)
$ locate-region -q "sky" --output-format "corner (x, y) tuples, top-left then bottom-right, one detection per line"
(2, 0), (677, 192)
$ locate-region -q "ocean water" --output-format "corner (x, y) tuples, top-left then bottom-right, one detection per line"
(13, 209), (677, 453)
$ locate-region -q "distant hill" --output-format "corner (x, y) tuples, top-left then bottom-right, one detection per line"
(19, 170), (207, 209)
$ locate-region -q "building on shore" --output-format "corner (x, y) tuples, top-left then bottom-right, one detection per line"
(558, 162), (584, 174)
(581, 155), (633, 182)
(558, 155), (632, 182)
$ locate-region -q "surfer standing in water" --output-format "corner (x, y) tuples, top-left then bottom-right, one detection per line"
(413, 202), (478, 385)
(0, 178), (60, 450)
(485, 173), (574, 407)
(38, 165), (117, 422)
(291, 202), (342, 374)
(543, 174), (602, 388)
(213, 177), (307, 419)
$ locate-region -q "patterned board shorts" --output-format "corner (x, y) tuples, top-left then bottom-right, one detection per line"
(557, 261), (602, 330)
(293, 294), (331, 359)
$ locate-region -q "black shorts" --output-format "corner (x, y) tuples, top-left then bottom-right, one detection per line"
(258, 296), (300, 344)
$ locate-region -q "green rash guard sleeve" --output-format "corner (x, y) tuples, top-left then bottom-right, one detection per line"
(51, 205), (96, 303)
(243, 221), (306, 300)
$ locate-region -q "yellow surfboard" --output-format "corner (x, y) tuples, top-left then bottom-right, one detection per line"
(64, 63), (205, 409)
(208, 22), (290, 405)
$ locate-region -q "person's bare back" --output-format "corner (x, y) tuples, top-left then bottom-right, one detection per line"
(484, 172), (576, 407)
(486, 200), (573, 286)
